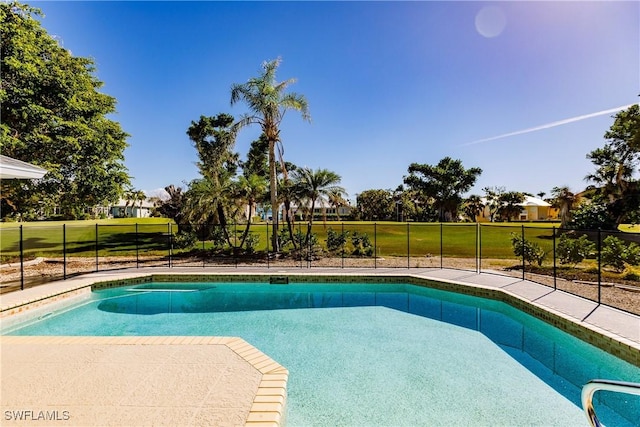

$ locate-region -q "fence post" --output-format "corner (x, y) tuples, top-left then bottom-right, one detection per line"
(341, 222), (345, 269)
(597, 228), (602, 304)
(167, 223), (171, 268)
(374, 222), (377, 269)
(202, 225), (205, 268)
(234, 222), (238, 268)
(95, 223), (99, 272)
(440, 223), (443, 269)
(266, 222), (270, 269)
(478, 224), (482, 273)
(19, 224), (24, 290)
(135, 223), (140, 269)
(552, 226), (556, 290)
(63, 224), (67, 279)
(521, 224), (525, 280)
(407, 222), (410, 269)
(475, 223), (479, 273)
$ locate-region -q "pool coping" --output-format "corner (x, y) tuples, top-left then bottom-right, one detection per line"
(2, 267), (639, 368)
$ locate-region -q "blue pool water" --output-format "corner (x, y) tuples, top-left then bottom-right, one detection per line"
(5, 282), (640, 426)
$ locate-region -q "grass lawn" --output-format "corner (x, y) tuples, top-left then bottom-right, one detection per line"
(0, 218), (636, 263)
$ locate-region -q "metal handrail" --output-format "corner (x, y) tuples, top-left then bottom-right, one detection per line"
(582, 379), (640, 427)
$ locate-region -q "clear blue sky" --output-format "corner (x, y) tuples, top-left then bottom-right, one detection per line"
(32, 1), (639, 201)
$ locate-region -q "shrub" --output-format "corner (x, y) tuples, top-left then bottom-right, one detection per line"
(326, 228), (349, 253)
(510, 232), (545, 266)
(172, 230), (197, 249)
(351, 231), (374, 257)
(601, 236), (640, 272)
(243, 234), (259, 255)
(556, 233), (595, 266)
(622, 270), (640, 281)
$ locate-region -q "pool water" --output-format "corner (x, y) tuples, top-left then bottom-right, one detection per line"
(5, 282), (640, 426)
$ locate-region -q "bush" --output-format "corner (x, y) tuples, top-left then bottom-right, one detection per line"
(510, 232), (545, 266)
(351, 231), (374, 257)
(556, 233), (595, 266)
(326, 228), (349, 253)
(601, 235), (640, 272)
(172, 230), (197, 249)
(243, 234), (259, 255)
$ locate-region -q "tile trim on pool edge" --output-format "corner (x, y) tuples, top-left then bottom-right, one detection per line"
(2, 272), (639, 368)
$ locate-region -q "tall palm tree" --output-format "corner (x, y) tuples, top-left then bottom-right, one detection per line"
(230, 58), (310, 252)
(291, 167), (345, 243)
(551, 186), (578, 229)
(327, 188), (349, 221)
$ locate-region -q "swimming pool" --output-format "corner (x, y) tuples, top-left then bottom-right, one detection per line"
(5, 281), (640, 426)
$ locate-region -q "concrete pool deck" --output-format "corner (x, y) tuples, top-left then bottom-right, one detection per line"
(1, 267), (639, 426)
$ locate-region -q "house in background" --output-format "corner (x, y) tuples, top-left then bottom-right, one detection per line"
(478, 195), (558, 222)
(109, 198), (154, 218)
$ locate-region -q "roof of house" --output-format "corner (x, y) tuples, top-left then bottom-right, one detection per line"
(0, 155), (48, 179)
(480, 195), (551, 207)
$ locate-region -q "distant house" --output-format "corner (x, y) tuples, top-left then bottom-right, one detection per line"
(478, 195), (558, 222)
(287, 200), (353, 221)
(109, 198), (154, 218)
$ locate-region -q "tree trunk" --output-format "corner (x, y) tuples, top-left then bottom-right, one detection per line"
(268, 140), (279, 252)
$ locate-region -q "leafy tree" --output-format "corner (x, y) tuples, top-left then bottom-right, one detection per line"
(462, 195), (484, 222)
(231, 58), (310, 252)
(1, 2), (130, 219)
(404, 157), (482, 222)
(233, 173), (268, 249)
(551, 186), (578, 229)
(156, 185), (185, 223)
(510, 232), (545, 266)
(570, 197), (617, 230)
(357, 189), (394, 221)
(483, 187), (524, 222)
(483, 186), (505, 222)
(585, 104), (640, 225)
(556, 233), (595, 266)
(243, 133), (269, 180)
(601, 235), (640, 272)
(185, 114), (239, 246)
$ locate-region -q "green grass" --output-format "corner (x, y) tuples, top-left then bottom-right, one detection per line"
(0, 218), (636, 262)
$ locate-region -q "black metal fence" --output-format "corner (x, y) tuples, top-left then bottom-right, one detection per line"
(1, 222), (639, 315)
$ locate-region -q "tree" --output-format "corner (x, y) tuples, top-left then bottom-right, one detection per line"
(462, 195), (484, 222)
(497, 191), (525, 221)
(585, 104), (640, 225)
(404, 157), (482, 222)
(483, 186), (505, 222)
(1, 2), (130, 219)
(357, 189), (394, 221)
(327, 188), (349, 221)
(291, 167), (345, 242)
(231, 58), (310, 252)
(185, 114), (239, 245)
(551, 186), (578, 229)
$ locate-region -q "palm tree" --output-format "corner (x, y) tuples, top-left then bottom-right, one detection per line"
(551, 186), (578, 229)
(327, 188), (349, 221)
(233, 174), (268, 249)
(291, 167), (345, 243)
(462, 195), (484, 222)
(231, 58), (310, 252)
